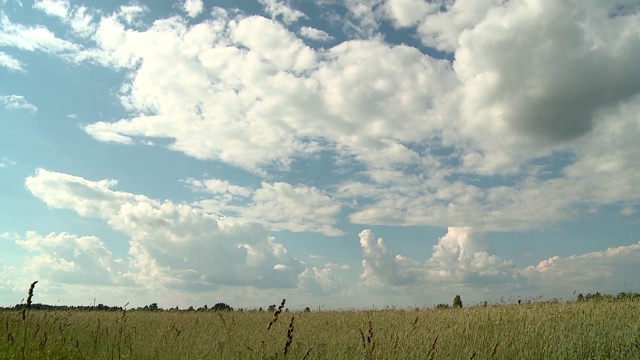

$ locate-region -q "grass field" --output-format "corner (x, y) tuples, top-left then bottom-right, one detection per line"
(2, 299), (639, 359)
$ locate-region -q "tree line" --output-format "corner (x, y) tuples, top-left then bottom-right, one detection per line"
(2, 292), (638, 312)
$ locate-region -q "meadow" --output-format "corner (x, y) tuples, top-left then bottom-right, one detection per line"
(2, 297), (639, 359)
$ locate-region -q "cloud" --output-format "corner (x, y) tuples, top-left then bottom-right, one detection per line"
(25, 169), (308, 290)
(81, 12), (454, 174)
(32, 0), (95, 38)
(184, 178), (252, 198)
(0, 157), (16, 168)
(20, 1), (639, 248)
(419, 0), (502, 52)
(0, 95), (37, 112)
(116, 5), (148, 27)
(187, 178), (343, 236)
(0, 260), (19, 299)
(182, 0), (203, 18)
(0, 13), (80, 53)
(299, 26), (334, 42)
(425, 227), (518, 284)
(257, 0), (306, 24)
(357, 227), (640, 301)
(339, 0), (384, 38)
(359, 229), (421, 287)
(451, 0), (640, 174)
(14, 231), (119, 285)
(241, 182), (343, 236)
(384, 0), (437, 28)
(523, 242), (640, 294)
(33, 0), (69, 19)
(359, 228), (518, 288)
(298, 264), (345, 294)
(0, 50), (24, 71)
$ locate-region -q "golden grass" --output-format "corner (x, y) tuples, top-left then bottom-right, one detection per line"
(2, 299), (639, 359)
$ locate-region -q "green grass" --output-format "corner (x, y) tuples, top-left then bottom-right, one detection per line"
(2, 300), (639, 359)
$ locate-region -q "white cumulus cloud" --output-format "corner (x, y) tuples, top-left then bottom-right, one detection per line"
(183, 0), (204, 18)
(0, 95), (37, 112)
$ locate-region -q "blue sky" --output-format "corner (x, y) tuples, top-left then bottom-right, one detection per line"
(1, 0), (639, 310)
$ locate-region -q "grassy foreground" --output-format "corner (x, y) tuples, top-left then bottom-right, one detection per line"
(2, 300), (639, 359)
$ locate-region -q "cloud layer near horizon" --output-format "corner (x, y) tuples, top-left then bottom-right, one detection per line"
(0, 169), (632, 307)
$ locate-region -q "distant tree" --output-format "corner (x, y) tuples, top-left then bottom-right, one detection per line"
(212, 302), (232, 312)
(577, 293), (584, 302)
(148, 303), (159, 311)
(436, 304), (450, 309)
(268, 304), (276, 312)
(453, 295), (463, 308)
(304, 307), (311, 313)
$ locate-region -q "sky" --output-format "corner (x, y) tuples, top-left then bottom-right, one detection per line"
(1, 0), (639, 310)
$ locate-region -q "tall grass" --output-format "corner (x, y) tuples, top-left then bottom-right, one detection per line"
(2, 285), (639, 359)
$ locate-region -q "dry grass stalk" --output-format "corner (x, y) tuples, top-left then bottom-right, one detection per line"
(22, 281), (38, 321)
(428, 335), (438, 360)
(267, 299), (286, 330)
(283, 315), (294, 355)
(21, 281), (38, 360)
(491, 342), (499, 357)
(301, 346), (314, 360)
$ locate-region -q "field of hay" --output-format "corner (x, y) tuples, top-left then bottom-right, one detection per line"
(2, 300), (639, 359)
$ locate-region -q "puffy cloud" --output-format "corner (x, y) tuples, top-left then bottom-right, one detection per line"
(81, 11), (456, 175)
(359, 228), (518, 288)
(455, 0), (640, 173)
(25, 169), (308, 290)
(298, 264), (346, 294)
(187, 178), (343, 236)
(384, 0), (437, 28)
(426, 227), (518, 284)
(229, 15), (317, 73)
(257, 0), (306, 24)
(184, 178), (252, 198)
(0, 95), (37, 112)
(183, 0), (204, 18)
(419, 0), (501, 52)
(242, 182), (343, 236)
(14, 232), (118, 285)
(359, 229), (421, 287)
(33, 0), (69, 19)
(339, 0), (384, 38)
(358, 227), (640, 301)
(32, 0), (95, 38)
(299, 26), (334, 42)
(0, 50), (24, 71)
(523, 242), (640, 294)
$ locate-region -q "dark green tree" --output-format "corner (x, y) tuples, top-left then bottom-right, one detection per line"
(453, 295), (463, 308)
(212, 302), (232, 311)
